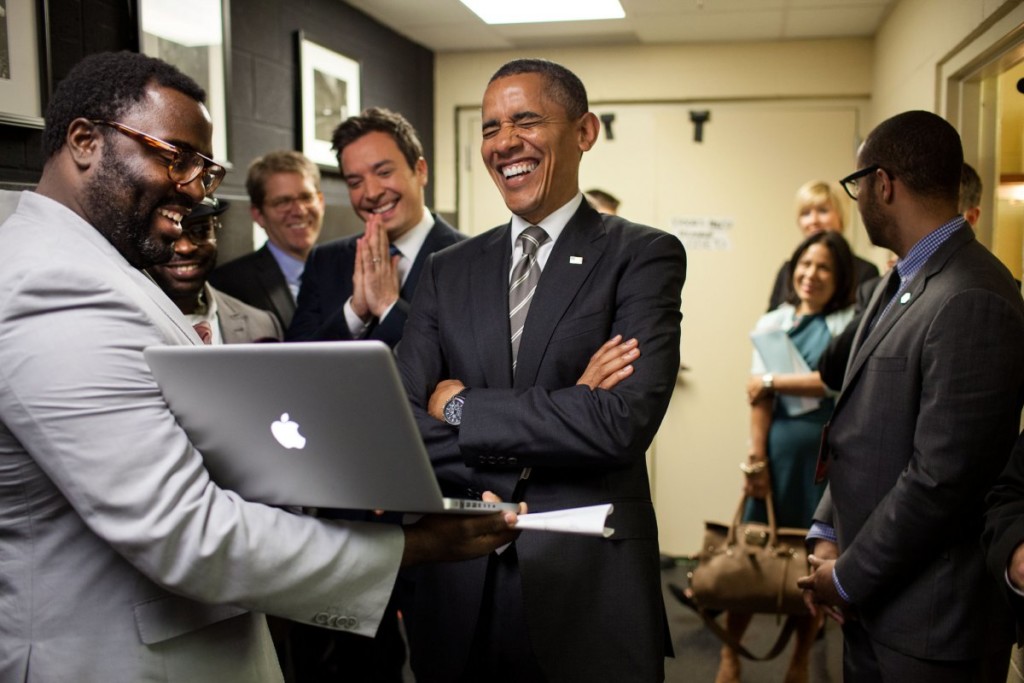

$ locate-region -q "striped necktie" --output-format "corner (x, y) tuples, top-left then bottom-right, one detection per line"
(508, 225), (550, 374)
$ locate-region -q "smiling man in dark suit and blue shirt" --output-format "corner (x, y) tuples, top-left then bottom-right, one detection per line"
(798, 110), (1024, 682)
(287, 107), (464, 344)
(210, 151), (325, 329)
(397, 58), (686, 682)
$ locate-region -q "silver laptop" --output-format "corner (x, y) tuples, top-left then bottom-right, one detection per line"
(144, 341), (517, 514)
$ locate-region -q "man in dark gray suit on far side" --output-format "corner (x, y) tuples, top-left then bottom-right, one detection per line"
(799, 110), (1024, 682)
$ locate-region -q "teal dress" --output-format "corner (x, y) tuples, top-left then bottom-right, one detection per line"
(744, 313), (833, 528)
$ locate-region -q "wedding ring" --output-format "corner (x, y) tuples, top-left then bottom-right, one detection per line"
(372, 257), (381, 264)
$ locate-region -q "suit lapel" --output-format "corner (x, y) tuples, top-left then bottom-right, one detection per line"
(469, 226), (515, 388)
(215, 297), (247, 344)
(127, 266), (201, 345)
(256, 246), (296, 323)
(514, 205), (606, 388)
(402, 219), (444, 301)
(836, 227), (974, 412)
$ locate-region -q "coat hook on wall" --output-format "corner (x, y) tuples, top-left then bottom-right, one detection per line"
(689, 110), (710, 143)
(599, 113), (616, 141)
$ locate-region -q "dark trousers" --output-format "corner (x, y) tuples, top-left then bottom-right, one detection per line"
(461, 544), (547, 683)
(842, 619), (1010, 683)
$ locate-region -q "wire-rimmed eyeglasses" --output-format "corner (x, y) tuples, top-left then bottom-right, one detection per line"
(91, 120), (226, 196)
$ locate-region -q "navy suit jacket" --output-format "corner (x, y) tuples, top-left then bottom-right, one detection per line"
(209, 244), (295, 330)
(287, 215), (463, 344)
(397, 200), (685, 682)
(817, 224), (1024, 660)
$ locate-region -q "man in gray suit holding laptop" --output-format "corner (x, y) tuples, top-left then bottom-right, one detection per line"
(799, 110), (1024, 682)
(0, 51), (521, 683)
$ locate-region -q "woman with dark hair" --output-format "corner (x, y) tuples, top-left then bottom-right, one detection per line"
(716, 231), (857, 683)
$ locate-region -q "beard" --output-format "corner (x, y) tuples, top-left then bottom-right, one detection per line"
(860, 191), (897, 253)
(83, 153), (179, 269)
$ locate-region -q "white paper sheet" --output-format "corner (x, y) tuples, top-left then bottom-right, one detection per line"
(514, 503), (615, 537)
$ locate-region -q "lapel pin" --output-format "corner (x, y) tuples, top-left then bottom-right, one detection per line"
(900, 292), (911, 304)
(569, 256), (583, 265)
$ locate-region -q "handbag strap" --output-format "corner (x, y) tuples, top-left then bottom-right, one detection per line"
(694, 608), (799, 661)
(727, 491), (780, 547)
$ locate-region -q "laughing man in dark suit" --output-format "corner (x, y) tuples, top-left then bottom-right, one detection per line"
(799, 110), (1024, 682)
(398, 58), (685, 683)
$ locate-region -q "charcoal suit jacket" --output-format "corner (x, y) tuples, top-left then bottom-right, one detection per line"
(397, 199), (685, 682)
(287, 215), (463, 344)
(815, 221), (1024, 661)
(210, 244), (296, 330)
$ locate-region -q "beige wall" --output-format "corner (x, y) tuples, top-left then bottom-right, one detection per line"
(433, 39), (873, 215)
(430, 0), (1023, 555)
(870, 0), (1009, 122)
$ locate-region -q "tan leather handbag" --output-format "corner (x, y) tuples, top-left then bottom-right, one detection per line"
(684, 492), (810, 660)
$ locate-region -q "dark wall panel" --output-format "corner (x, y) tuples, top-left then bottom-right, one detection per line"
(0, 0), (436, 262)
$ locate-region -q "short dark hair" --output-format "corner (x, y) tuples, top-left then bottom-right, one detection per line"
(488, 58), (588, 120)
(959, 162), (982, 213)
(245, 150), (321, 208)
(784, 231), (856, 315)
(331, 107), (424, 172)
(43, 51), (205, 160)
(585, 188), (620, 211)
(859, 110), (962, 203)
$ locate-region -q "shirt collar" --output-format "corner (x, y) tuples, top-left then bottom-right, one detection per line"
(265, 240), (306, 291)
(510, 193), (584, 248)
(894, 215), (967, 286)
(391, 206), (433, 263)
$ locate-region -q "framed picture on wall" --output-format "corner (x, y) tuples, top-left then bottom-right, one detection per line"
(297, 32), (360, 170)
(137, 0), (231, 164)
(0, 0), (51, 128)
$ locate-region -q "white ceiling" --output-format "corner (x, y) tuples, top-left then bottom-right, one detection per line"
(343, 0), (897, 52)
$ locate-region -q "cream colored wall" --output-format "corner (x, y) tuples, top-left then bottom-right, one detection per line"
(433, 39), (873, 216)
(871, 0), (1017, 124)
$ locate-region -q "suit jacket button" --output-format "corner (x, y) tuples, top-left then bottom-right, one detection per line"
(508, 457), (518, 465)
(313, 611), (329, 625)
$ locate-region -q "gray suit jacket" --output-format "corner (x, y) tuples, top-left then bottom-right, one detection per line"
(815, 223), (1024, 660)
(0, 193), (403, 682)
(398, 200), (685, 682)
(211, 285), (284, 343)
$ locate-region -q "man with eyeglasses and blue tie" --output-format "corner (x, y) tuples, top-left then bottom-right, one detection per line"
(0, 50), (523, 683)
(211, 150), (326, 329)
(799, 110), (1024, 682)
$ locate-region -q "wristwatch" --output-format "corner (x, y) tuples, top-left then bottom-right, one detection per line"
(443, 390), (469, 427)
(761, 373), (774, 390)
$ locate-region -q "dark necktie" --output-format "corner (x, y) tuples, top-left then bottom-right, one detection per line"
(869, 271), (902, 332)
(508, 225), (550, 374)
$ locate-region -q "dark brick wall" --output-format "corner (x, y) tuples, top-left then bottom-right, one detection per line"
(0, 0), (435, 261)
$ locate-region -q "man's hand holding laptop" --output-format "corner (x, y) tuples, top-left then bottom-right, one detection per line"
(401, 492), (525, 566)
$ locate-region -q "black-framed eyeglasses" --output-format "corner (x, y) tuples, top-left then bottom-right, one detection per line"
(91, 120), (226, 196)
(840, 164), (881, 200)
(179, 216), (222, 246)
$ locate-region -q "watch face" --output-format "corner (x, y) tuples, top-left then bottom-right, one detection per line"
(444, 395), (464, 425)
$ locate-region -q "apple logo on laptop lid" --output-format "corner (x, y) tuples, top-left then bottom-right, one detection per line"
(271, 413), (306, 449)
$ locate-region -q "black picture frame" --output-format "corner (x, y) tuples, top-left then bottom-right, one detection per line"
(0, 0), (52, 129)
(295, 30), (361, 170)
